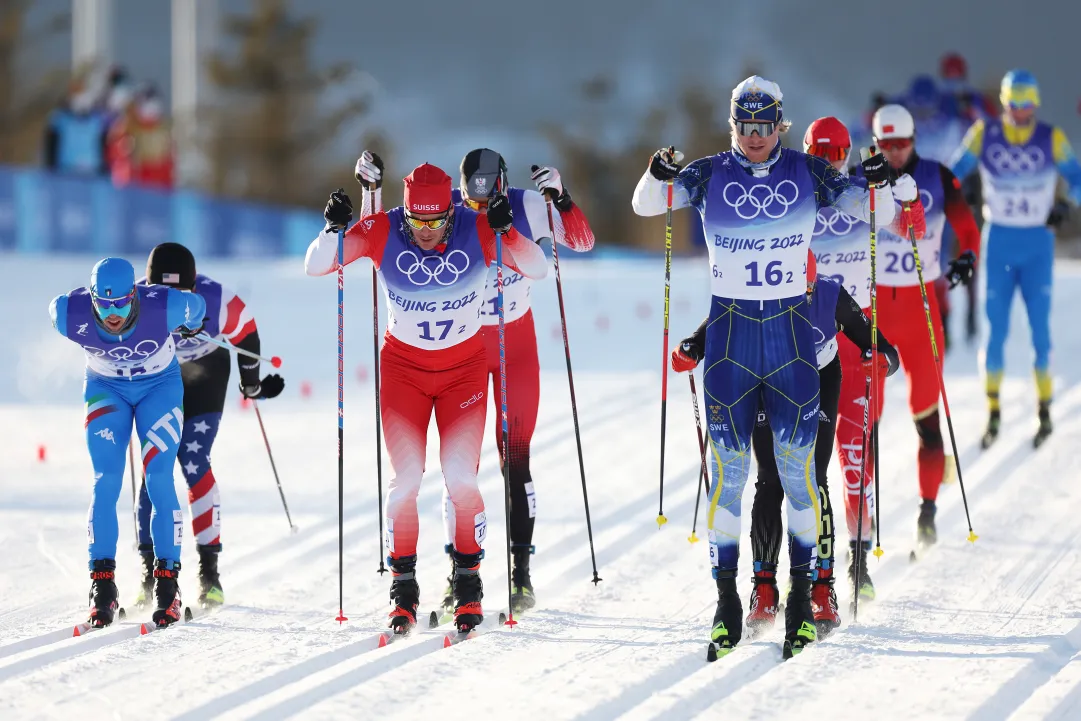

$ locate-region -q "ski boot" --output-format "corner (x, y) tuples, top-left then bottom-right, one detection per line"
(707, 572), (742, 661)
(745, 564), (780, 639)
(981, 409), (1000, 449)
(510, 544), (536, 615)
(88, 559), (120, 628)
(783, 576), (816, 660)
(152, 560), (183, 628)
(450, 549), (484, 634)
(847, 540), (876, 602)
(387, 555), (420, 635)
(133, 546), (155, 610)
(916, 500), (937, 551)
(1034, 401), (1053, 448)
(197, 544), (224, 608)
(811, 567), (841, 638)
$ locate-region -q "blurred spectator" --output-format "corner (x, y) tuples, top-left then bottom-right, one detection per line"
(43, 81), (110, 176)
(100, 65), (135, 126)
(938, 52), (997, 122)
(107, 84), (175, 189)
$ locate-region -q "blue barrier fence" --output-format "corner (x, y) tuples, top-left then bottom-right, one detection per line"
(0, 166), (326, 258)
(0, 165), (704, 259)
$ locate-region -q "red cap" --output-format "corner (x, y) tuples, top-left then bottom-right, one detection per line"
(403, 163), (452, 215)
(803, 116), (851, 153)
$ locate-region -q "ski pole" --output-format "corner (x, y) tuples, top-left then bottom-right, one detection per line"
(851, 375), (873, 624)
(194, 333), (282, 368)
(687, 371), (711, 544)
(657, 177), (674, 529)
(539, 186), (601, 584)
(902, 201), (977, 543)
(335, 225), (348, 624)
(252, 400), (297, 533)
(494, 225), (518, 627)
(865, 147), (885, 560)
(360, 181), (388, 577)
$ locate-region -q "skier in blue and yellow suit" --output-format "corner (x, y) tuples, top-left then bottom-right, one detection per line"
(949, 70), (1081, 449)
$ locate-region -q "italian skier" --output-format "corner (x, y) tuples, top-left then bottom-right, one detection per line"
(50, 257), (205, 628)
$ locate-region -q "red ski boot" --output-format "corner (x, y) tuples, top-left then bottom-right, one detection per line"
(745, 566), (780, 639)
(811, 567), (841, 638)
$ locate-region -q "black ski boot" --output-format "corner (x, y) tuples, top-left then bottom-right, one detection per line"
(451, 549), (484, 633)
(981, 409), (1000, 449)
(387, 555), (420, 635)
(510, 544), (536, 614)
(197, 544), (224, 608)
(783, 576), (816, 660)
(706, 572), (742, 661)
(917, 499), (937, 550)
(133, 546), (154, 610)
(88, 559), (120, 628)
(1034, 401), (1053, 448)
(152, 560), (183, 628)
(847, 540), (876, 603)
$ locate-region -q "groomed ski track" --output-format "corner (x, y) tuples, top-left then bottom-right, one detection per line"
(2, 254), (1081, 720)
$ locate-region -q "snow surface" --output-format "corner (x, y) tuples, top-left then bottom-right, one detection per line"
(2, 253), (1081, 720)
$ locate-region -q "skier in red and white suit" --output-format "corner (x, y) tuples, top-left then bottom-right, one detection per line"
(305, 162), (547, 634)
(449, 148), (595, 614)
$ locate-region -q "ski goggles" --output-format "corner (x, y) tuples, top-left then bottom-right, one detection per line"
(404, 213), (450, 230)
(733, 120), (777, 137)
(1002, 85), (1040, 109)
(806, 144), (850, 163)
(461, 196), (488, 211)
(876, 137), (914, 151)
(93, 290), (135, 318)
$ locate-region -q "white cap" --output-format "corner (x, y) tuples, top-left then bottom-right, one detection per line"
(731, 75), (784, 103)
(872, 104), (915, 140)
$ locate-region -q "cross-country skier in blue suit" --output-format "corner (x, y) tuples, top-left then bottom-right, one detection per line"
(949, 70), (1081, 449)
(633, 75), (900, 660)
(50, 257), (205, 628)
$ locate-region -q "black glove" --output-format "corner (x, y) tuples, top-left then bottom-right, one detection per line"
(486, 192), (514, 234)
(860, 150), (891, 187)
(240, 374), (285, 400)
(177, 321), (205, 339)
(945, 250), (976, 289)
(1047, 199), (1071, 228)
(648, 146), (683, 181)
(354, 150), (384, 190)
(324, 188), (353, 231)
(530, 165), (573, 212)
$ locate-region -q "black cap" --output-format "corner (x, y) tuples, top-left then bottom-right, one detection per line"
(146, 242), (196, 290)
(460, 148), (507, 201)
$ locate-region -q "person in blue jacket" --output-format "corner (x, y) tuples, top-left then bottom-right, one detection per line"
(949, 70), (1081, 449)
(50, 257), (205, 628)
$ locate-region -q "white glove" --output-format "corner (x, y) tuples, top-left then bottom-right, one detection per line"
(531, 165), (564, 197)
(892, 173), (918, 203)
(354, 150), (382, 189)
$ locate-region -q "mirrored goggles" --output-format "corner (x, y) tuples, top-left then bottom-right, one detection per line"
(93, 290), (135, 318)
(806, 144), (850, 163)
(734, 120), (777, 137)
(404, 213), (450, 230)
(876, 137), (914, 151)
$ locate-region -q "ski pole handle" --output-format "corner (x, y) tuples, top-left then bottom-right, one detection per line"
(194, 332), (282, 368)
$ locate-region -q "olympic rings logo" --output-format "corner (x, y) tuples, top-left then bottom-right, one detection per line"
(919, 188), (934, 212)
(986, 144), (1045, 174)
(83, 339), (161, 361)
(813, 208), (860, 237)
(395, 249), (471, 286)
(722, 180), (799, 220)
